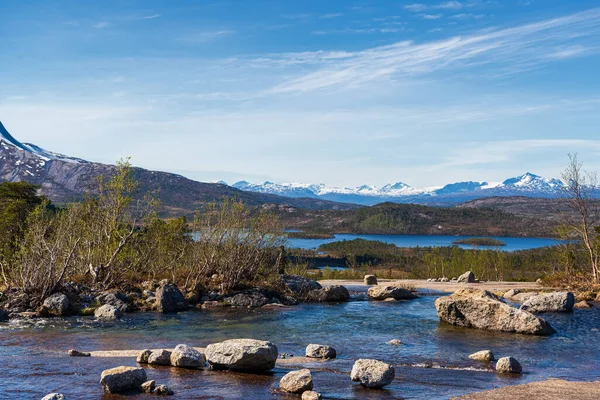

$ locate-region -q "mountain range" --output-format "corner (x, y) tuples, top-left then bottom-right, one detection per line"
(0, 121), (358, 215)
(232, 173), (567, 206)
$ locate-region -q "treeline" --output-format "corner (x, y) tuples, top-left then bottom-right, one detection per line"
(302, 238), (587, 282)
(0, 161), (287, 307)
(276, 202), (556, 238)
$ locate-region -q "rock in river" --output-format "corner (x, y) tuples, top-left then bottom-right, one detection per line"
(41, 394), (66, 400)
(279, 369), (314, 394)
(496, 357), (523, 374)
(520, 292), (575, 313)
(302, 391), (322, 400)
(305, 344), (337, 359)
(434, 289), (555, 336)
(148, 349), (172, 366)
(308, 285), (350, 302)
(42, 293), (70, 317)
(368, 286), (417, 301)
(351, 359), (395, 388)
(94, 304), (122, 321)
(283, 274), (322, 293)
(205, 339), (278, 371)
(156, 283), (189, 313)
(469, 350), (494, 362)
(170, 344), (206, 368)
(100, 366), (147, 393)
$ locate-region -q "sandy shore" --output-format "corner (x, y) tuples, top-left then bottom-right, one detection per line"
(318, 278), (543, 293)
(453, 379), (600, 399)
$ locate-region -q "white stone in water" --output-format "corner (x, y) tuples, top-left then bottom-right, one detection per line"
(41, 394), (66, 400)
(469, 350), (494, 362)
(387, 339), (403, 346)
(100, 366), (147, 393)
(351, 359), (395, 388)
(302, 390), (322, 400)
(305, 344), (336, 359)
(496, 357), (522, 374)
(205, 339), (278, 371)
(148, 349), (172, 366)
(170, 344), (206, 368)
(279, 369), (313, 394)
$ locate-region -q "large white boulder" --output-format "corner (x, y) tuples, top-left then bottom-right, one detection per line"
(170, 344), (206, 368)
(94, 304), (122, 321)
(350, 359), (395, 388)
(368, 286), (417, 301)
(521, 292), (575, 313)
(205, 339), (278, 371)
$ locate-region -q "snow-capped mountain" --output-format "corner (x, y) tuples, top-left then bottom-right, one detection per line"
(232, 173), (568, 206)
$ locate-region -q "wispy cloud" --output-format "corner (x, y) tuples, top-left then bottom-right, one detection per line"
(419, 14), (444, 20)
(178, 29), (236, 44)
(141, 14), (161, 20)
(451, 13), (485, 19)
(268, 8), (600, 94)
(320, 13), (342, 19)
(312, 27), (401, 35)
(92, 21), (110, 29)
(405, 1), (480, 12)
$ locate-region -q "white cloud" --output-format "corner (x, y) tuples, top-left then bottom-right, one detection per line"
(419, 14), (444, 20)
(141, 14), (161, 20)
(178, 29), (236, 43)
(92, 22), (110, 29)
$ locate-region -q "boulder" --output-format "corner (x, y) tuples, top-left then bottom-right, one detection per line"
(94, 304), (122, 321)
(511, 292), (539, 303)
(302, 391), (322, 400)
(100, 366), (147, 393)
(364, 275), (378, 285)
(308, 285), (350, 302)
(154, 384), (174, 395)
(279, 369), (313, 394)
(440, 277), (449, 282)
(0, 309), (8, 322)
(156, 283), (189, 313)
(142, 380), (155, 393)
(368, 286), (417, 301)
(95, 292), (131, 313)
(42, 293), (70, 316)
(170, 344), (206, 368)
(351, 359), (395, 388)
(575, 300), (593, 309)
(496, 357), (522, 374)
(503, 289), (520, 298)
(283, 274), (322, 293)
(387, 339), (403, 346)
(434, 289), (555, 336)
(457, 271), (475, 283)
(137, 349), (152, 364)
(205, 339), (278, 371)
(305, 344), (336, 359)
(223, 289), (281, 308)
(68, 349), (91, 357)
(469, 350), (494, 362)
(41, 394), (66, 400)
(521, 292), (575, 313)
(148, 349), (172, 366)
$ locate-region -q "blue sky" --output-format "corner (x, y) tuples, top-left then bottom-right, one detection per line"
(1, 0), (600, 187)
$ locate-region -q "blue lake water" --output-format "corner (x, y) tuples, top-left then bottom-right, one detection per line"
(288, 234), (563, 252)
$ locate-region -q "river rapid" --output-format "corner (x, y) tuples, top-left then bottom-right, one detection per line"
(1, 291), (599, 399)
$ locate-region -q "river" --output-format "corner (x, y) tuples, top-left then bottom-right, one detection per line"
(1, 290), (598, 399)
(287, 234), (562, 252)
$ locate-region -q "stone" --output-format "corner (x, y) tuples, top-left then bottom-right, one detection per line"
(0, 309), (8, 322)
(511, 292), (539, 303)
(170, 344), (206, 368)
(469, 350), (494, 362)
(223, 289), (279, 308)
(434, 289), (555, 336)
(283, 274), (322, 293)
(457, 271), (476, 283)
(521, 292), (575, 313)
(100, 366), (147, 393)
(137, 349), (152, 364)
(205, 339), (278, 371)
(95, 292), (131, 313)
(302, 391), (322, 400)
(68, 349), (91, 357)
(41, 394), (66, 400)
(279, 369), (313, 394)
(440, 277), (449, 282)
(308, 285), (350, 302)
(368, 286), (418, 301)
(496, 356), (522, 374)
(503, 289), (520, 298)
(154, 384), (174, 395)
(305, 344), (336, 359)
(156, 283), (189, 313)
(364, 275), (378, 285)
(575, 300), (593, 309)
(351, 359), (395, 388)
(94, 304), (122, 321)
(141, 380), (155, 393)
(387, 339), (403, 346)
(42, 293), (70, 316)
(148, 349), (172, 366)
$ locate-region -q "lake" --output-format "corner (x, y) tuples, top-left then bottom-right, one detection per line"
(288, 234), (563, 252)
(1, 291), (598, 399)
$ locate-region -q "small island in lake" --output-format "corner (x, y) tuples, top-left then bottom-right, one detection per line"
(452, 237), (507, 247)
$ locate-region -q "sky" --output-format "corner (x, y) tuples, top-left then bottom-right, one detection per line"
(1, 0), (600, 188)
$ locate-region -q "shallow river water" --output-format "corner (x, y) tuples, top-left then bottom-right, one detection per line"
(1, 291), (599, 399)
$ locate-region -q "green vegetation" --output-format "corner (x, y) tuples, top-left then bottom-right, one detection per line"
(286, 231), (335, 239)
(452, 237), (506, 246)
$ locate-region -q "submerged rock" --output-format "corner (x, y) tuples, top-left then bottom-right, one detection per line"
(280, 369), (313, 394)
(68, 349), (91, 357)
(154, 384), (174, 395)
(170, 344), (206, 368)
(100, 366), (147, 393)
(302, 391), (322, 400)
(575, 300), (593, 309)
(305, 344), (336, 359)
(205, 339), (278, 371)
(496, 357), (522, 374)
(368, 286), (417, 301)
(387, 339), (403, 346)
(364, 275), (378, 285)
(42, 293), (70, 317)
(41, 394), (66, 400)
(156, 284), (189, 313)
(521, 292), (575, 313)
(457, 271), (476, 283)
(141, 380), (155, 393)
(434, 289), (555, 336)
(148, 349), (172, 366)
(94, 304), (122, 321)
(351, 359), (395, 388)
(469, 350), (494, 362)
